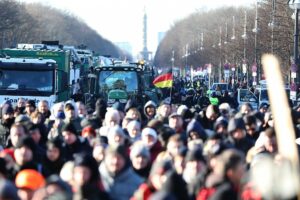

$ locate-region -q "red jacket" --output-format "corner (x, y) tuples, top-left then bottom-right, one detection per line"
(130, 183), (155, 200)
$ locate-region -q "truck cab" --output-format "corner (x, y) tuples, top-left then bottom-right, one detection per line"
(0, 47), (72, 105)
(0, 57), (61, 107)
(91, 61), (159, 106)
(95, 62), (144, 106)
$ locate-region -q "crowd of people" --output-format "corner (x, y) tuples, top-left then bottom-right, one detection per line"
(0, 86), (298, 200)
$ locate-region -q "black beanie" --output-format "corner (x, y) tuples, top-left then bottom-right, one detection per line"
(227, 117), (245, 134)
(26, 100), (36, 108)
(73, 153), (99, 182)
(185, 148), (206, 163)
(1, 104), (14, 115)
(47, 137), (63, 150)
(62, 123), (77, 135)
(95, 98), (107, 119)
(15, 136), (36, 153)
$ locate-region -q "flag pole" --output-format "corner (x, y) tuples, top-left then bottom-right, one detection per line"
(169, 81), (173, 103)
(170, 50), (175, 102)
(169, 50), (175, 104)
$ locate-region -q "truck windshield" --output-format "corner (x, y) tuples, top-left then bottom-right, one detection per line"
(0, 69), (54, 93)
(99, 71), (138, 92)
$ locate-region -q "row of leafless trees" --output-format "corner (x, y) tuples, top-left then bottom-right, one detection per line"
(0, 0), (125, 58)
(154, 0), (295, 80)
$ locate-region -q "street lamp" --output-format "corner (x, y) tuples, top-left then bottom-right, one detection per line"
(207, 64), (212, 89)
(289, 0), (300, 100)
(242, 11), (248, 87)
(231, 16), (236, 40)
(200, 32), (204, 51)
(231, 64), (236, 87)
(253, 0), (260, 81)
(171, 50), (175, 69)
(218, 26), (222, 82)
(184, 44), (189, 77)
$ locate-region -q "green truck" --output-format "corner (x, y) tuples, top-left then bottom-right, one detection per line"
(92, 60), (158, 106)
(0, 48), (72, 106)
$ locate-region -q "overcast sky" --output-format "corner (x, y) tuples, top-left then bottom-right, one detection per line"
(19, 0), (255, 55)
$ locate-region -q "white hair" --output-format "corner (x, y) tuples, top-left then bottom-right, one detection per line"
(49, 102), (64, 120)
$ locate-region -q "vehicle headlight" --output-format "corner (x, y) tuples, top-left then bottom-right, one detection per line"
(119, 99), (127, 103)
(107, 99), (116, 104)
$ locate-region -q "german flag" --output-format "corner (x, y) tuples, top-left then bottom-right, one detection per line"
(153, 69), (173, 88)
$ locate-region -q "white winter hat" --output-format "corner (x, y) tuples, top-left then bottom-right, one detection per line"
(107, 126), (126, 145)
(141, 127), (157, 140)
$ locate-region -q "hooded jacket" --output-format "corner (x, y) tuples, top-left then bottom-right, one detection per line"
(143, 101), (157, 119)
(99, 162), (143, 200)
(186, 119), (207, 141)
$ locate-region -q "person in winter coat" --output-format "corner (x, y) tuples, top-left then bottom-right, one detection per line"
(168, 113), (187, 143)
(63, 102), (82, 135)
(243, 114), (260, 141)
(99, 109), (121, 137)
(37, 100), (51, 120)
(127, 120), (142, 143)
(126, 108), (142, 123)
(99, 145), (143, 200)
(29, 110), (48, 146)
(43, 138), (65, 176)
(15, 98), (26, 115)
(200, 105), (220, 130)
(25, 100), (36, 117)
(0, 104), (15, 147)
(95, 98), (107, 118)
(143, 101), (157, 124)
(27, 123), (46, 163)
(92, 137), (108, 165)
(130, 142), (152, 179)
(156, 134), (185, 162)
(155, 101), (172, 125)
(72, 153), (109, 200)
(183, 147), (207, 185)
(227, 117), (254, 155)
(46, 102), (65, 140)
(186, 118), (207, 142)
(61, 122), (92, 161)
(141, 127), (162, 163)
(11, 136), (48, 179)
